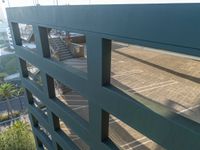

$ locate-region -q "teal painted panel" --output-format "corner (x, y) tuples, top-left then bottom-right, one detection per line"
(6, 4), (200, 57)
(7, 4), (200, 150)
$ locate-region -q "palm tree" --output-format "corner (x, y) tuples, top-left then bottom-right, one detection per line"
(0, 83), (17, 120)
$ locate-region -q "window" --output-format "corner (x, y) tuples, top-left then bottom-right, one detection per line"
(53, 113), (89, 150)
(32, 95), (47, 115)
(110, 41), (200, 123)
(26, 89), (47, 117)
(18, 23), (36, 50)
(107, 114), (165, 150)
(38, 123), (52, 140)
(45, 75), (89, 122)
(26, 62), (43, 88)
(43, 27), (87, 72)
(54, 78), (89, 122)
(31, 115), (53, 149)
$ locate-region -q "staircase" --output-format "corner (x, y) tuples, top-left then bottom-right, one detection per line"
(48, 37), (73, 61)
(54, 80), (72, 95)
(49, 37), (74, 94)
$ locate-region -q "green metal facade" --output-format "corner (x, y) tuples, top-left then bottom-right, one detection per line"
(6, 4), (200, 150)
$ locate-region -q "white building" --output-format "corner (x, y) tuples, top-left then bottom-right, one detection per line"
(0, 5), (13, 51)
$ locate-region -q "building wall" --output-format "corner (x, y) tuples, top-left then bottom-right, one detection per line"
(7, 5), (200, 150)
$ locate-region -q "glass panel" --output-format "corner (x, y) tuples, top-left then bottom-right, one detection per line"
(109, 114), (165, 150)
(18, 23), (36, 50)
(56, 144), (63, 150)
(111, 41), (200, 123)
(32, 95), (47, 116)
(54, 78), (89, 122)
(43, 145), (48, 150)
(38, 123), (52, 140)
(47, 28), (87, 72)
(31, 115), (52, 149)
(26, 62), (43, 88)
(59, 118), (90, 150)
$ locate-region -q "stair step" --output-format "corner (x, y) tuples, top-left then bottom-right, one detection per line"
(60, 54), (73, 58)
(60, 57), (73, 61)
(49, 37), (74, 61)
(59, 54), (72, 58)
(57, 50), (71, 54)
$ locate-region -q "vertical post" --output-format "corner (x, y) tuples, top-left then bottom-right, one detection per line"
(87, 33), (111, 149)
(10, 22), (22, 46)
(18, 58), (28, 78)
(38, 27), (51, 58)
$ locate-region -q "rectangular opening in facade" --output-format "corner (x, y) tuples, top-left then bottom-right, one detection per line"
(31, 115), (52, 149)
(54, 78), (89, 122)
(26, 61), (43, 88)
(107, 114), (165, 150)
(53, 113), (90, 150)
(38, 123), (52, 141)
(32, 95), (47, 116)
(43, 145), (48, 150)
(35, 137), (48, 150)
(56, 143), (63, 150)
(47, 28), (87, 73)
(110, 41), (200, 123)
(18, 23), (36, 50)
(26, 89), (47, 118)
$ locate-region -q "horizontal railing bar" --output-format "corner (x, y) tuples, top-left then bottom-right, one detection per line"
(98, 85), (200, 150)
